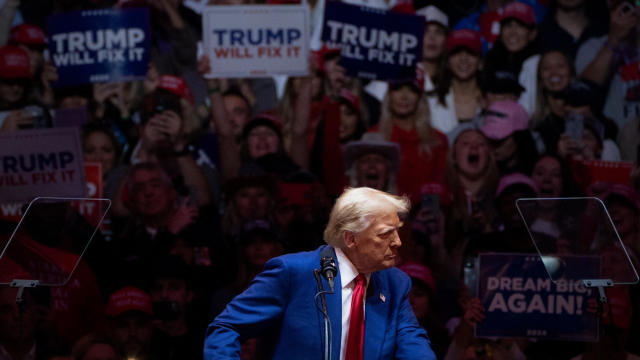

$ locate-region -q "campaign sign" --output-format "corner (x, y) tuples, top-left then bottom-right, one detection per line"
(0, 162), (100, 224)
(321, 2), (424, 81)
(476, 253), (600, 341)
(203, 5), (310, 78)
(0, 128), (87, 203)
(71, 162), (103, 227)
(47, 8), (150, 87)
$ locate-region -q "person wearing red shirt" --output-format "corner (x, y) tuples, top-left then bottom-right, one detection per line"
(372, 69), (449, 204)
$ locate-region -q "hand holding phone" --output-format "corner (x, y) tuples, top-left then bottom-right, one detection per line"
(421, 194), (440, 215)
(564, 112), (584, 143)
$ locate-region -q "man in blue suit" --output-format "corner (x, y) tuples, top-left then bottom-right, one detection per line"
(204, 187), (436, 360)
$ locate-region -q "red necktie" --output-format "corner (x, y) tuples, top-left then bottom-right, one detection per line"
(345, 274), (366, 360)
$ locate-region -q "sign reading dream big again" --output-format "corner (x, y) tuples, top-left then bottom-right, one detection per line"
(476, 253), (600, 342)
(47, 8), (151, 87)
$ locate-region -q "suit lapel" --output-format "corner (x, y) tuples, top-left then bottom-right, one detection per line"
(363, 271), (389, 360)
(325, 247), (342, 360)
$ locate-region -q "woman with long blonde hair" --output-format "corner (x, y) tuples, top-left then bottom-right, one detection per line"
(373, 73), (448, 204)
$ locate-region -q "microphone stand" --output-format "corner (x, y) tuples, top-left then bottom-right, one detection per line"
(314, 269), (332, 360)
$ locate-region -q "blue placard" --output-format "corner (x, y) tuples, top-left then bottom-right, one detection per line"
(321, 1), (423, 81)
(476, 253), (600, 341)
(47, 8), (151, 87)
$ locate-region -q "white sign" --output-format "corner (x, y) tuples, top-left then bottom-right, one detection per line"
(203, 5), (310, 78)
(0, 128), (87, 202)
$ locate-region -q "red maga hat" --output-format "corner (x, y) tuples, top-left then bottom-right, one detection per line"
(0, 46), (32, 79)
(9, 24), (47, 47)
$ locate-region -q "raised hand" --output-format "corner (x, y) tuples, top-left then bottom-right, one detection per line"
(168, 197), (199, 234)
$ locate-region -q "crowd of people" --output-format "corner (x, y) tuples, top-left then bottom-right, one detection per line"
(1, 0), (640, 359)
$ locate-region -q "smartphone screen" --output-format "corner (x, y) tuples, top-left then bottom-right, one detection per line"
(565, 112), (584, 142)
(421, 194), (440, 214)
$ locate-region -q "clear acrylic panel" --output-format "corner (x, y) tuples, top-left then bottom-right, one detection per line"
(0, 197), (111, 286)
(516, 197), (639, 285)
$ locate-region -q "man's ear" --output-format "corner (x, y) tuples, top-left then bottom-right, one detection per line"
(528, 28), (538, 42)
(343, 230), (357, 249)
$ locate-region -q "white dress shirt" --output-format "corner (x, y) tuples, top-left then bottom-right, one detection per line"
(335, 248), (371, 360)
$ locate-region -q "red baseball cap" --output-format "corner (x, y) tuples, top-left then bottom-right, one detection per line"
(105, 286), (153, 317)
(501, 2), (536, 26)
(312, 44), (341, 73)
(446, 29), (482, 55)
(0, 46), (32, 79)
(390, 0), (416, 15)
(9, 24), (47, 47)
(339, 88), (361, 112)
(158, 75), (194, 104)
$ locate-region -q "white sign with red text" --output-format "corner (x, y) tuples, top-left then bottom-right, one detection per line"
(0, 128), (86, 203)
(203, 4), (310, 78)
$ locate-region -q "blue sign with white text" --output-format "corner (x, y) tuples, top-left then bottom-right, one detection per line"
(476, 253), (600, 341)
(321, 1), (423, 81)
(47, 8), (151, 87)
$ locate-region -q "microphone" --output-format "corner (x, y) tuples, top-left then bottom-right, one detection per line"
(320, 247), (337, 293)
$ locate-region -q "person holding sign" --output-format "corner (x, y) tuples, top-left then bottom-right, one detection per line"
(0, 45), (49, 131)
(201, 55), (312, 181)
(9, 24), (58, 107)
(373, 68), (449, 205)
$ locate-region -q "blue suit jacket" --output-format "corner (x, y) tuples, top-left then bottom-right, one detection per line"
(204, 246), (436, 360)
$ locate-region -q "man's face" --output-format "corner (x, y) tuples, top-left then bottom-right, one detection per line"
(131, 169), (172, 217)
(234, 186), (270, 221)
(344, 211), (403, 273)
(150, 277), (192, 309)
(109, 312), (153, 359)
(223, 95), (251, 138)
(246, 125), (279, 159)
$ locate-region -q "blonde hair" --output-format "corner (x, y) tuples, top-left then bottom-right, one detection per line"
(378, 90), (440, 154)
(323, 187), (409, 248)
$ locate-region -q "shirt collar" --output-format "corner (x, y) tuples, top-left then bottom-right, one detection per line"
(335, 247), (371, 288)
